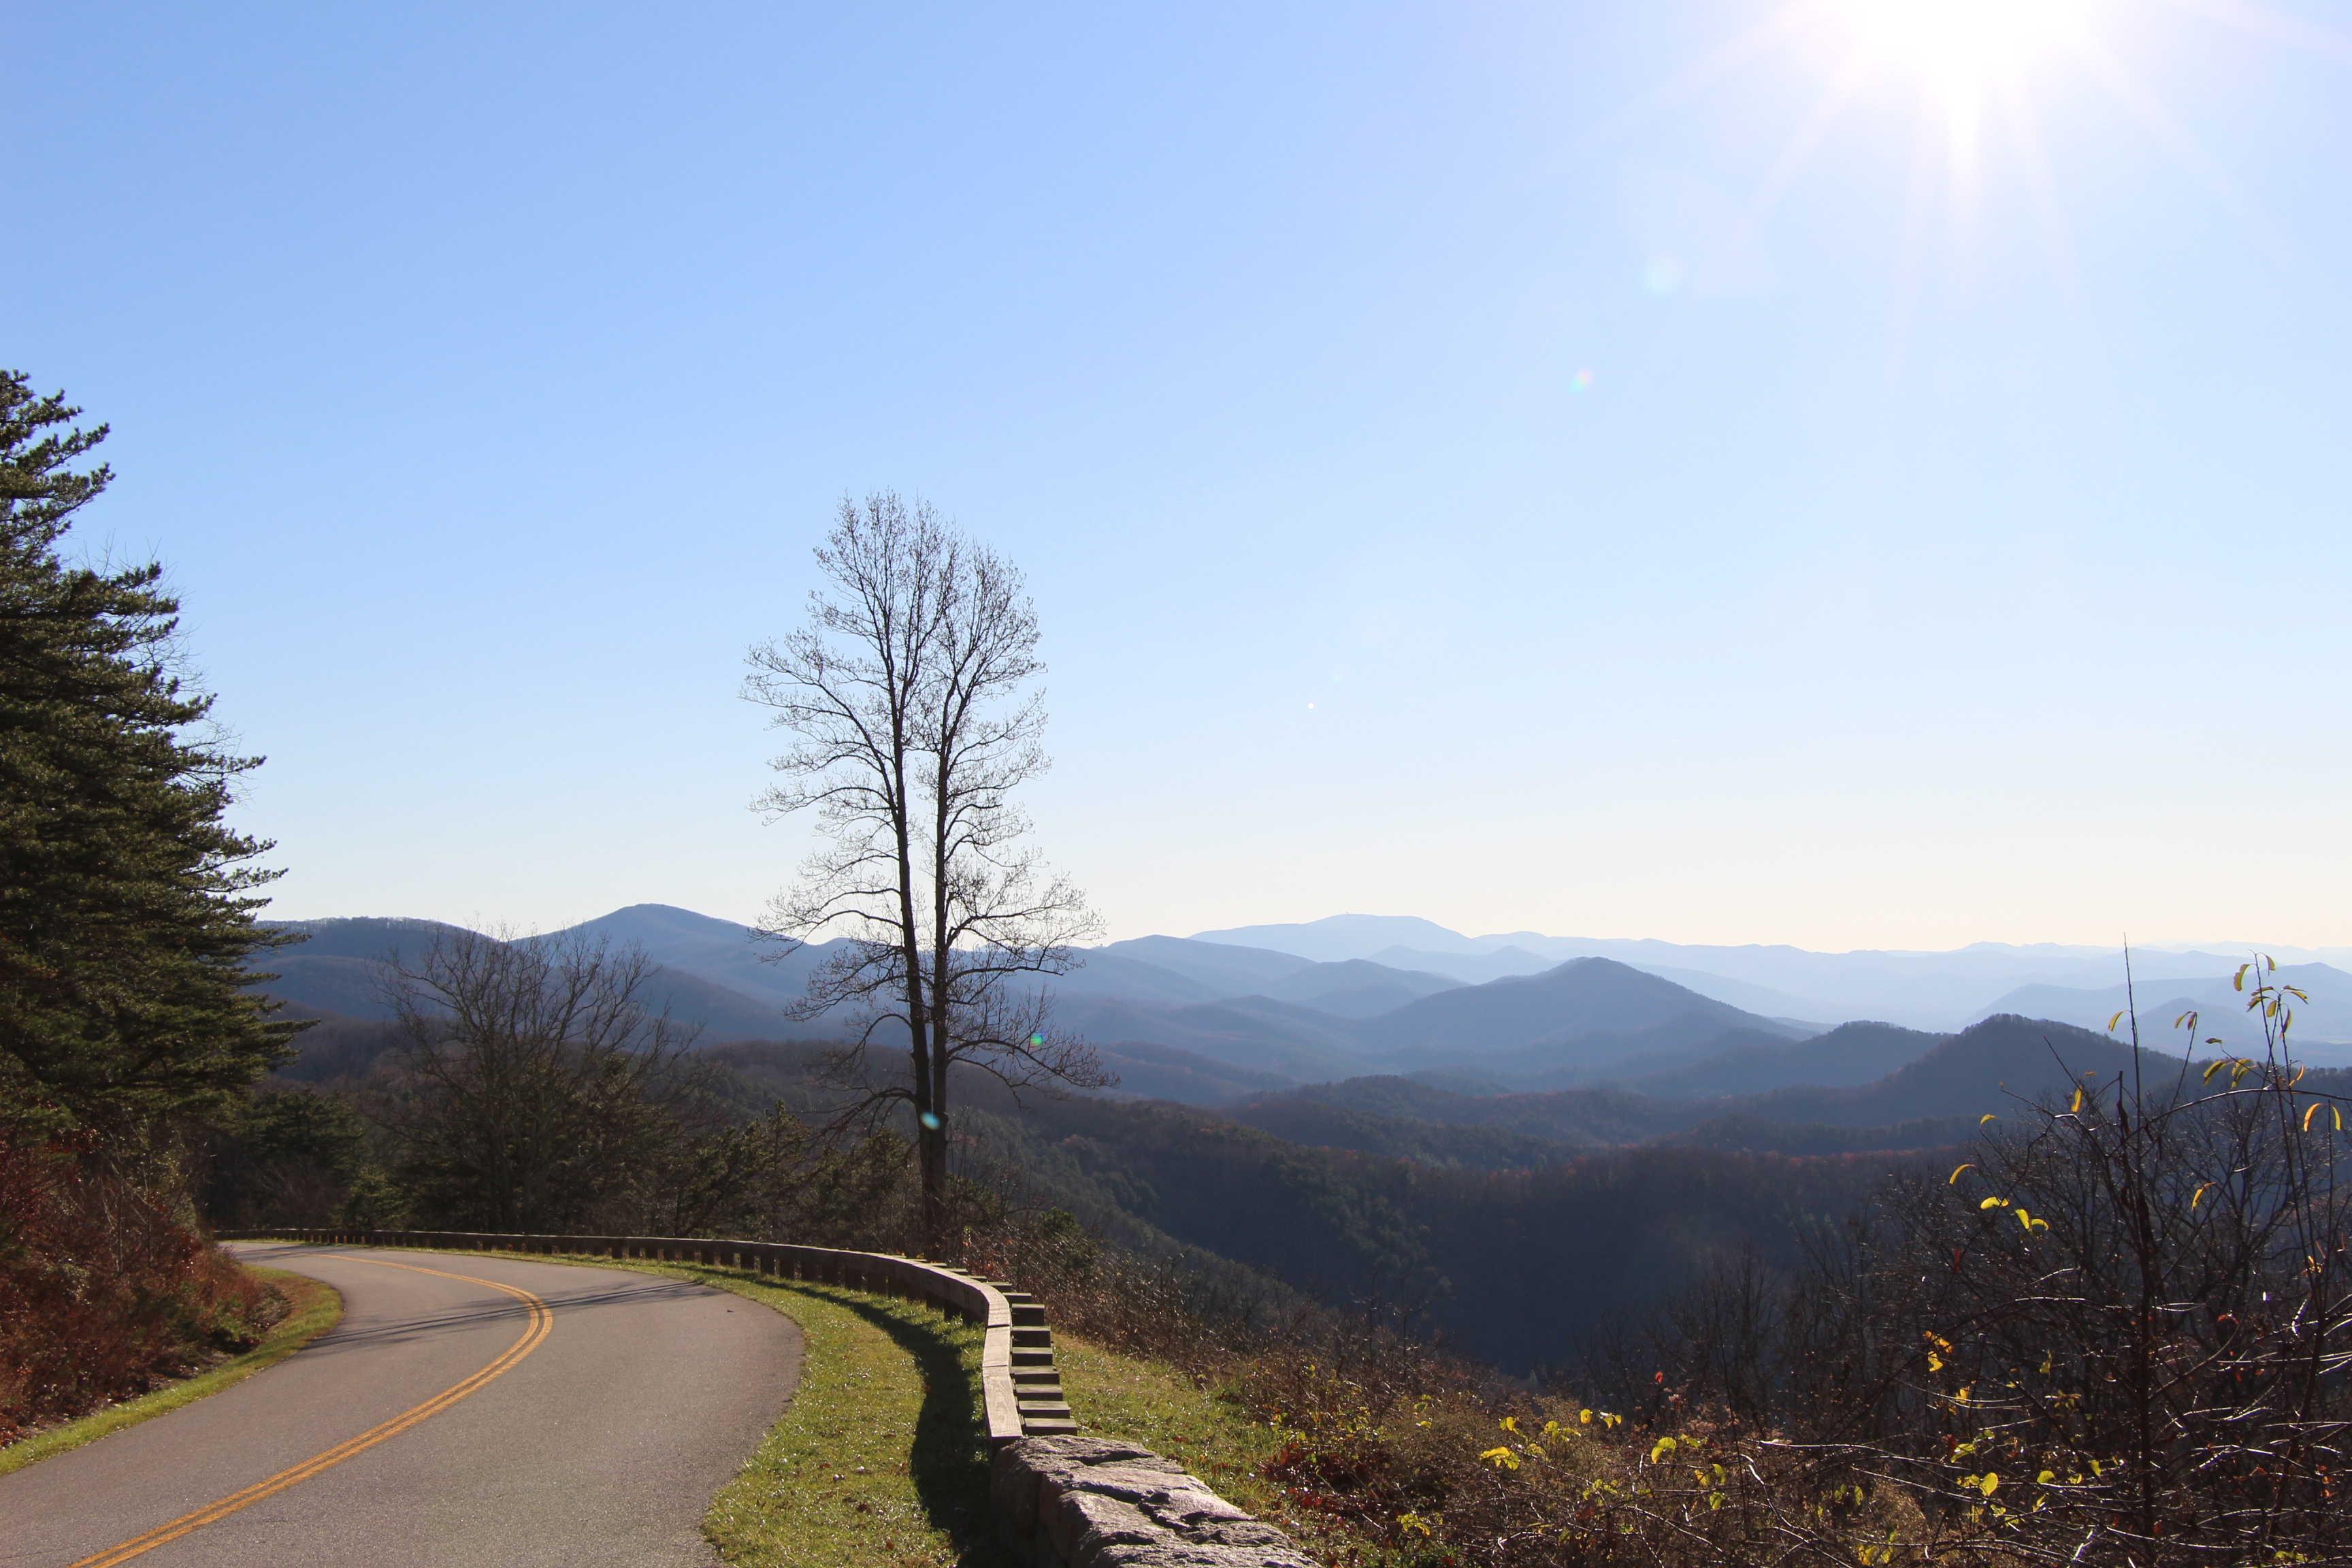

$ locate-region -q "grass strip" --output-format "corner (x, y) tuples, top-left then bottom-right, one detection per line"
(0, 1267), (344, 1480)
(688, 1269), (1011, 1568)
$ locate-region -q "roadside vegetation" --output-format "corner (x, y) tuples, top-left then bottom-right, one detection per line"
(0, 1268), (340, 1477)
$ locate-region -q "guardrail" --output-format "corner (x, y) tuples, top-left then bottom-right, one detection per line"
(215, 1228), (1073, 1445)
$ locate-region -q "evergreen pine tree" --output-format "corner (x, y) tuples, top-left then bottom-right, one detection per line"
(0, 371), (299, 1134)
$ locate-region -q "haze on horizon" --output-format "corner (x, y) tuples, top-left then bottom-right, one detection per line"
(6, 1), (2348, 953)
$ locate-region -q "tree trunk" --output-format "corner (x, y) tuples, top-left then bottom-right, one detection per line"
(918, 1114), (947, 1254)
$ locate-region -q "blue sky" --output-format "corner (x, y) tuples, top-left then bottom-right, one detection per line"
(5, 1), (2348, 949)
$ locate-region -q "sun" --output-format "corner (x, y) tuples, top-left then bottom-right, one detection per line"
(1834, 0), (2093, 100)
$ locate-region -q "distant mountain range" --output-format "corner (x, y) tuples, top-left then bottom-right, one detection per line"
(252, 905), (2352, 1111)
(1197, 914), (2352, 1038)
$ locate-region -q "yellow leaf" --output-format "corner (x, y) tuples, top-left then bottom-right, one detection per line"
(1480, 1446), (1519, 1471)
(1980, 1196), (2008, 1209)
(2037, 1470), (2056, 1484)
(1979, 1471), (1999, 1497)
(1980, 1113), (1998, 1125)
(1500, 1415), (1518, 1433)
(2235, 964), (2250, 992)
(1650, 1437), (1678, 1462)
(1580, 1409), (1594, 1426)
(2106, 1010), (2125, 1032)
(2192, 1183), (2212, 1208)
(2070, 1087), (2085, 1113)
(2203, 1060), (2226, 1083)
(2306, 1102), (2323, 1132)
(1948, 1163), (1975, 1185)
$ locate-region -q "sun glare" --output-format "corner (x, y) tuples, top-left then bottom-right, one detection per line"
(1837, 0), (2091, 97)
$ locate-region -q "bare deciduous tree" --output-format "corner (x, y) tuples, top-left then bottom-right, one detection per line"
(744, 492), (1107, 1251)
(375, 926), (703, 1232)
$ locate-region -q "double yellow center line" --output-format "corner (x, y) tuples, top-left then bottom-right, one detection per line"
(69, 1255), (554, 1568)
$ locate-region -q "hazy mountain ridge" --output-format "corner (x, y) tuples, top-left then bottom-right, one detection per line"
(1973, 963), (2352, 1058)
(252, 904), (2352, 1109)
(1190, 913), (2352, 1032)
(250, 908), (2352, 1379)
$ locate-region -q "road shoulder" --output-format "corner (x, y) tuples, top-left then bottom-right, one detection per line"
(0, 1267), (344, 1480)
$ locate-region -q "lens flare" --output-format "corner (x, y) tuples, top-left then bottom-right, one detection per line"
(1837, 0), (2089, 96)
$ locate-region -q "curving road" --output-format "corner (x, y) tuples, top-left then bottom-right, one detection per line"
(0, 1243), (802, 1568)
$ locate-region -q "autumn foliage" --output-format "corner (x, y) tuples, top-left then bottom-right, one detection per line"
(0, 1125), (277, 1443)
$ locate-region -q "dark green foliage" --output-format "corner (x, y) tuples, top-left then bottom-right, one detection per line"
(0, 372), (297, 1133)
(1270, 1075), (1679, 1144)
(1220, 1094), (1583, 1169)
(201, 1085), (380, 1229)
(1651, 1111), (1977, 1155)
(942, 1089), (1906, 1370)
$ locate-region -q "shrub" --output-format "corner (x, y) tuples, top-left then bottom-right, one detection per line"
(0, 1124), (274, 1443)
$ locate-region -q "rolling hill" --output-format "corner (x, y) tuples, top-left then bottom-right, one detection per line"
(1350, 957), (1805, 1059)
(1616, 1020), (1944, 1098)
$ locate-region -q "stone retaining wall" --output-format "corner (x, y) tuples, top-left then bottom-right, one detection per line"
(993, 1435), (1315, 1567)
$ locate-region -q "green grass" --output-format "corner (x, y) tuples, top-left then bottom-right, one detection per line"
(686, 1269), (1013, 1568)
(0, 1267), (344, 1479)
(1049, 1330), (1286, 1519)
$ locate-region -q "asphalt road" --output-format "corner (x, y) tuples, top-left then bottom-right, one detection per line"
(0, 1243), (803, 1568)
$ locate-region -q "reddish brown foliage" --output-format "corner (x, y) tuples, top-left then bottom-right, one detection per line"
(1, 1126), (272, 1443)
